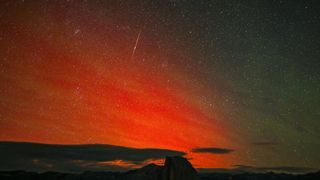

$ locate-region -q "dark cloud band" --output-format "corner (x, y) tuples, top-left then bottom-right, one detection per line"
(191, 147), (234, 154)
(0, 141), (185, 172)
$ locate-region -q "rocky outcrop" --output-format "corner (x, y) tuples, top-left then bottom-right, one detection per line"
(161, 156), (200, 180)
(122, 156), (199, 180)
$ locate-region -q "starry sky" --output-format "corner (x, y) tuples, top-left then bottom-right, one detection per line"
(0, 0), (319, 173)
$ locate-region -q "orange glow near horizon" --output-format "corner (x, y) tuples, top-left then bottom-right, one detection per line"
(0, 1), (241, 169)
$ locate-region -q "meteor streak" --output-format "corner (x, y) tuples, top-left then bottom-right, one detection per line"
(130, 29), (142, 60)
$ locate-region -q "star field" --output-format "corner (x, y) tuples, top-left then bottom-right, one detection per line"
(0, 0), (319, 172)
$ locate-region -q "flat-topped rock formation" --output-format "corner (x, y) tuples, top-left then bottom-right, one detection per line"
(161, 156), (200, 180)
(123, 156), (199, 180)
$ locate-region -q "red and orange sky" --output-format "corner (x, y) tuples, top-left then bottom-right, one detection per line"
(3, 1), (318, 173)
(0, 1), (244, 170)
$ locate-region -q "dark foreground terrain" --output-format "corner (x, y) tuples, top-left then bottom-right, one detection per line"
(201, 171), (320, 180)
(1, 170), (320, 180)
(1, 157), (319, 180)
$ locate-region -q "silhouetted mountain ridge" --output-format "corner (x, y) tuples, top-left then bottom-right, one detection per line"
(1, 157), (319, 180)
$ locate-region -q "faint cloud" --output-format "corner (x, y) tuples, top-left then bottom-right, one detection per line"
(251, 141), (280, 146)
(191, 147), (234, 154)
(233, 164), (317, 174)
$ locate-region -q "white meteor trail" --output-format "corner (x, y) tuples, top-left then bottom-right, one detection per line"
(130, 29), (142, 60)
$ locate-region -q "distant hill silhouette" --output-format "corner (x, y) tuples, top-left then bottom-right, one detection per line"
(201, 171), (320, 180)
(0, 156), (319, 180)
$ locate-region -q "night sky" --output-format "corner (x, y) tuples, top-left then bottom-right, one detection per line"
(0, 0), (319, 173)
